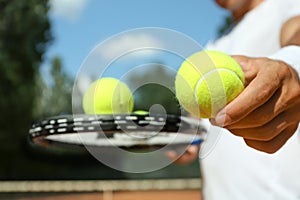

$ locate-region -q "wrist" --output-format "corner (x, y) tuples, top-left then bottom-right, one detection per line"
(268, 45), (300, 78)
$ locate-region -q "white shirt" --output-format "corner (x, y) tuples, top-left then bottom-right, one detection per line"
(201, 0), (300, 199)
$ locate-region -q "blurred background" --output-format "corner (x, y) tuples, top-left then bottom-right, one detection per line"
(0, 0), (232, 186)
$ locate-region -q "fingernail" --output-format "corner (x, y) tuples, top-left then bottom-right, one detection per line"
(215, 112), (231, 126)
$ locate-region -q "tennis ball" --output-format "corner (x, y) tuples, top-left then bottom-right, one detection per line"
(82, 77), (134, 114)
(133, 110), (149, 115)
(175, 50), (245, 118)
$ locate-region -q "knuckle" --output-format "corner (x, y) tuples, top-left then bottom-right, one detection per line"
(255, 87), (272, 102)
(255, 82), (278, 100)
(274, 60), (300, 86)
(277, 80), (300, 112)
(259, 59), (289, 82)
(291, 85), (300, 102)
(277, 61), (291, 79)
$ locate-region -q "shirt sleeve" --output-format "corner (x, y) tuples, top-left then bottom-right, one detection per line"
(279, 0), (300, 23)
(268, 45), (300, 78)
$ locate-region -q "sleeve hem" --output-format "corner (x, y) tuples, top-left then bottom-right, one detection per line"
(268, 45), (300, 78)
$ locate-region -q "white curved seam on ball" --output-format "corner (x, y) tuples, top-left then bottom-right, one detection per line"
(193, 68), (242, 102)
(119, 83), (123, 112)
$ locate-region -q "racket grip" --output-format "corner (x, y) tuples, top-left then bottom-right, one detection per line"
(191, 138), (203, 145)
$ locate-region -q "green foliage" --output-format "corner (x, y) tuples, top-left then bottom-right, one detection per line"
(127, 64), (181, 115)
(34, 56), (73, 119)
(0, 0), (52, 127)
(0, 0), (52, 178)
(217, 15), (234, 37)
(48, 56), (73, 116)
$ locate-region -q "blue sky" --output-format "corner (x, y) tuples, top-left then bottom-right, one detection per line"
(45, 0), (229, 81)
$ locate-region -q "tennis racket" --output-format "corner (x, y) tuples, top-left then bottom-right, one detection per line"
(29, 113), (205, 152)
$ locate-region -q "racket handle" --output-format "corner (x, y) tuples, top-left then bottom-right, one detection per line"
(191, 138), (203, 145)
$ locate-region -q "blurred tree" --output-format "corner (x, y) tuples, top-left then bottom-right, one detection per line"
(127, 64), (181, 115)
(0, 0), (52, 178)
(217, 15), (234, 37)
(34, 56), (73, 118)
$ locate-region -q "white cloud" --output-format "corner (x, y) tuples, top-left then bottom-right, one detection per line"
(76, 74), (92, 94)
(74, 31), (169, 91)
(100, 34), (164, 61)
(49, 0), (88, 21)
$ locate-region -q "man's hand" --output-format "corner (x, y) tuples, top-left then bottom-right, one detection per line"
(211, 56), (300, 153)
(166, 145), (199, 165)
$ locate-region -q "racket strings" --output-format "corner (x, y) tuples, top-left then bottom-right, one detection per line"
(29, 114), (204, 148)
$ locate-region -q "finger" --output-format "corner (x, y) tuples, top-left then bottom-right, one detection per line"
(228, 109), (294, 141)
(227, 88), (299, 130)
(224, 65), (300, 129)
(243, 124), (298, 154)
(186, 145), (200, 155)
(231, 55), (258, 85)
(215, 59), (281, 126)
(173, 153), (198, 165)
(224, 89), (282, 129)
(165, 145), (199, 165)
(210, 55), (252, 127)
(165, 150), (178, 162)
(175, 145), (199, 164)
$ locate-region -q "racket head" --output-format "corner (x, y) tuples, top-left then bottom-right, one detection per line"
(29, 113), (205, 173)
(29, 113), (204, 150)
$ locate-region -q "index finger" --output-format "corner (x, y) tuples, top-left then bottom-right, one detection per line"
(231, 55), (258, 85)
(214, 57), (280, 126)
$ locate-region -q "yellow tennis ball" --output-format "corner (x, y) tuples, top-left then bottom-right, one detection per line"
(82, 77), (134, 114)
(175, 50), (245, 118)
(133, 110), (149, 115)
